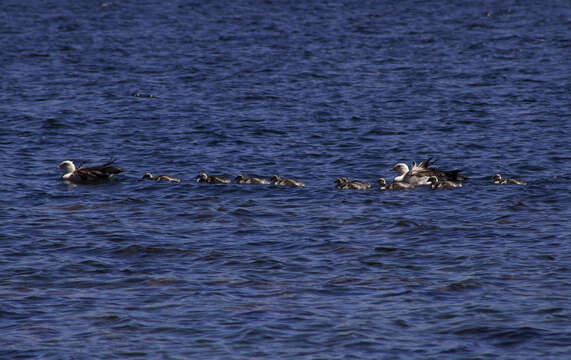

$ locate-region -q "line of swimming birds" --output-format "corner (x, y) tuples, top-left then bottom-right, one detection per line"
(57, 158), (527, 189)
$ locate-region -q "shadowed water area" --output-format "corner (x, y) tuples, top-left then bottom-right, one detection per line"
(1, 0), (570, 358)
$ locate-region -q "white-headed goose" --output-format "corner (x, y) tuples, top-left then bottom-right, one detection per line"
(58, 160), (122, 184)
(391, 158), (466, 185)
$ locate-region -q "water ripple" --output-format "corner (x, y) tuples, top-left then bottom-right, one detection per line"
(1, 1), (570, 359)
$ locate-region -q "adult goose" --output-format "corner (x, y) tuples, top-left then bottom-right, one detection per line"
(142, 173), (181, 183)
(235, 174), (270, 185)
(270, 174), (305, 187)
(58, 160), (122, 184)
(390, 162), (430, 186)
(196, 172), (231, 184)
(334, 177), (371, 190)
(391, 158), (466, 185)
(492, 173), (526, 185)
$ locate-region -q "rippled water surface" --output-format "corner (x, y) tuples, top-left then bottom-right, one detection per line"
(1, 0), (570, 358)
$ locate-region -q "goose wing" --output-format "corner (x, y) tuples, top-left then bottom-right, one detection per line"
(410, 158), (466, 182)
(76, 161), (123, 181)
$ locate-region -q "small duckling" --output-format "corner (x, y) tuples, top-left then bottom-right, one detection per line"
(235, 173), (270, 185)
(335, 177), (351, 189)
(270, 174), (305, 187)
(142, 172), (181, 183)
(377, 177), (416, 190)
(334, 177), (371, 190)
(196, 171), (231, 184)
(492, 173), (527, 185)
(427, 176), (462, 189)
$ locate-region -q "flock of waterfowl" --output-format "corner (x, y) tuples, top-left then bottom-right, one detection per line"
(57, 158), (527, 189)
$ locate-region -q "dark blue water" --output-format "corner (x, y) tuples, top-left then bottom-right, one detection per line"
(1, 0), (570, 358)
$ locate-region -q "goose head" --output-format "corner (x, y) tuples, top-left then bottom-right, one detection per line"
(390, 163), (409, 175)
(492, 173), (502, 182)
(58, 160), (76, 175)
(142, 173), (153, 180)
(270, 174), (281, 183)
(377, 177), (387, 186)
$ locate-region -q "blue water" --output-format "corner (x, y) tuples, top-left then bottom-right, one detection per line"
(1, 0), (570, 358)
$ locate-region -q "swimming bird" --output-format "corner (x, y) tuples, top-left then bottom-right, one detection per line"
(390, 162), (430, 185)
(58, 160), (122, 184)
(427, 176), (462, 189)
(390, 158), (436, 181)
(270, 174), (305, 187)
(196, 172), (231, 184)
(377, 177), (416, 190)
(235, 174), (270, 185)
(390, 162), (412, 182)
(334, 177), (371, 190)
(391, 158), (466, 185)
(492, 173), (527, 185)
(142, 173), (181, 183)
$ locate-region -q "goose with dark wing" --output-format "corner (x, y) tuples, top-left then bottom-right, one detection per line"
(58, 160), (122, 184)
(391, 158), (466, 185)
